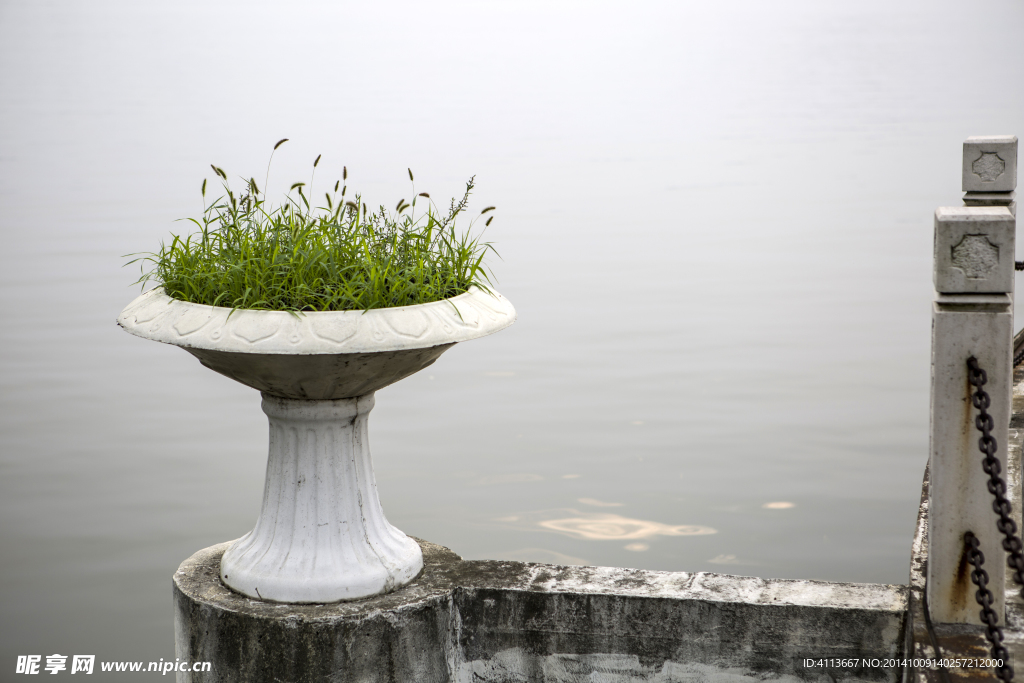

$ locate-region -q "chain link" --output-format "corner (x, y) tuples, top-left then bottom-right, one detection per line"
(964, 531), (1013, 681)
(1015, 261), (1024, 272)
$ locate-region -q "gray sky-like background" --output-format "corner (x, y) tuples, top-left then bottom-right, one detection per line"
(2, 0), (1024, 675)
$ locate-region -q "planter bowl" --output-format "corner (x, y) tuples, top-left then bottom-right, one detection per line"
(117, 286), (516, 399)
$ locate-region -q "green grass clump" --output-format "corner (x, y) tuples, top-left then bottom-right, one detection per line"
(129, 143), (497, 312)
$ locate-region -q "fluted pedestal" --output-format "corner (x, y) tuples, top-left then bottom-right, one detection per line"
(219, 392), (422, 603)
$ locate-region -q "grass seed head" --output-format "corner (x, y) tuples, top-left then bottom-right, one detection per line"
(132, 154), (495, 312)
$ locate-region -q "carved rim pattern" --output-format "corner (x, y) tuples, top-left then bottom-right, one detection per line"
(117, 286), (516, 355)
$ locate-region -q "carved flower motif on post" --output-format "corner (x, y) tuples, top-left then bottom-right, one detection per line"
(951, 234), (999, 280)
(972, 152), (1006, 182)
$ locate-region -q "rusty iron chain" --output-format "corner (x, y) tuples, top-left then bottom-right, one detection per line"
(964, 532), (1013, 681)
(967, 356), (1024, 594)
(1015, 349), (1024, 368)
(965, 356), (1024, 679)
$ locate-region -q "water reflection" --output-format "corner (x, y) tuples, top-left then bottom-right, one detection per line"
(494, 509), (716, 540)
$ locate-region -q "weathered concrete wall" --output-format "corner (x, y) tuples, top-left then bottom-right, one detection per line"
(175, 538), (907, 682)
(450, 563), (906, 682)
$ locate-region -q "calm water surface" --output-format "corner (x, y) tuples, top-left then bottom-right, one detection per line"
(3, 0), (1024, 674)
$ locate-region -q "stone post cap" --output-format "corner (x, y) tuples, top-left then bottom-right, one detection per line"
(963, 136), (1017, 193)
(934, 206), (1015, 294)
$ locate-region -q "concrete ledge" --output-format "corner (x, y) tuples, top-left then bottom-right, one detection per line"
(175, 539), (907, 682)
(452, 566), (905, 682)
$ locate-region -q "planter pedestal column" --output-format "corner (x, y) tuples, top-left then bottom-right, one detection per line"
(220, 392), (422, 603)
(118, 285), (516, 601)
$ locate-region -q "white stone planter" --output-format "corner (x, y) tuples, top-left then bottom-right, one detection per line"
(118, 287), (515, 602)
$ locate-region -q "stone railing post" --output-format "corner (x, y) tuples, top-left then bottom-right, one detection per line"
(963, 135), (1017, 216)
(927, 137), (1018, 623)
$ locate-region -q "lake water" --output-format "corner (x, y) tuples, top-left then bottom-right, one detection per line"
(3, 0), (1024, 674)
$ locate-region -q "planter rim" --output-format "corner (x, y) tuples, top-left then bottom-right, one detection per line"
(117, 285), (516, 355)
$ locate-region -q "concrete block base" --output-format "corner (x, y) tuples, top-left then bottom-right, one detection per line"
(175, 539), (907, 682)
(174, 539), (459, 682)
